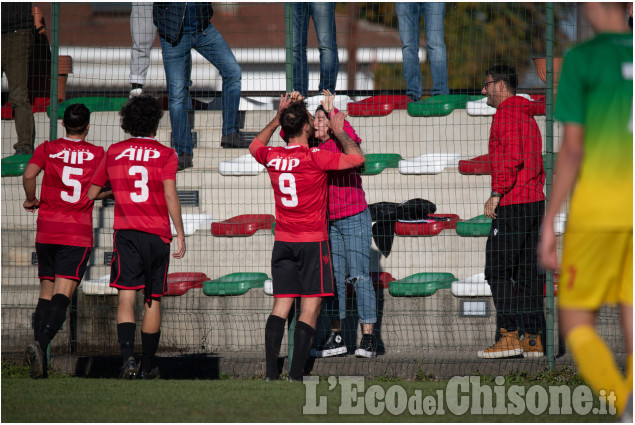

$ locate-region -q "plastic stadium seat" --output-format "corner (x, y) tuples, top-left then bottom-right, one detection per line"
(264, 279), (273, 296)
(398, 153), (461, 175)
(347, 95), (411, 117)
(360, 153), (402, 175)
(544, 274), (559, 296)
(82, 275), (118, 296)
(394, 214), (461, 236)
(211, 214), (275, 237)
(219, 154), (265, 176)
(458, 154), (491, 175)
(554, 213), (567, 235)
(389, 272), (457, 297)
(166, 272), (208, 296)
(455, 215), (491, 237)
(1, 154), (32, 177)
(370, 272), (396, 289)
(203, 272), (269, 296)
(305, 94), (351, 112)
(407, 94), (484, 117)
(466, 94), (543, 116)
(170, 214), (214, 236)
(2, 98), (50, 119)
(451, 273), (491, 297)
(49, 97), (128, 120)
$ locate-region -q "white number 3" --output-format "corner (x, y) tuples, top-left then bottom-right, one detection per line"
(279, 173), (298, 207)
(129, 166), (149, 203)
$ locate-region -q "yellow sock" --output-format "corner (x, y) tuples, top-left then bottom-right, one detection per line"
(567, 325), (629, 415)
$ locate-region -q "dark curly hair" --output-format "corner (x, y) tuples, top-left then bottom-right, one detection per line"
(63, 103), (90, 135)
(120, 94), (164, 137)
(280, 102), (311, 140)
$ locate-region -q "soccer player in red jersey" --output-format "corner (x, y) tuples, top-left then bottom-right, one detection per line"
(250, 94), (365, 381)
(88, 95), (186, 380)
(23, 103), (109, 378)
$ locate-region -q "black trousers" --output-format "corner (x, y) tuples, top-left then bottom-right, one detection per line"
(485, 200), (546, 336)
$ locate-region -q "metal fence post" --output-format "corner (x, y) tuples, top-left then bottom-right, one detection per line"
(48, 3), (60, 140)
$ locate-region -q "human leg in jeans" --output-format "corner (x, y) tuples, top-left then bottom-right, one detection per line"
(422, 2), (449, 95)
(193, 24), (242, 137)
(2, 29), (34, 154)
(309, 2), (338, 94)
(396, 2), (423, 101)
(159, 34), (193, 157)
(292, 3), (311, 96)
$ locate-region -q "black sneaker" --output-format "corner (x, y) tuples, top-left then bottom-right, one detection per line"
(310, 331), (347, 358)
(25, 342), (47, 379)
(119, 357), (138, 380)
(138, 366), (160, 380)
(177, 153), (193, 171)
(220, 132), (249, 149)
(354, 334), (377, 358)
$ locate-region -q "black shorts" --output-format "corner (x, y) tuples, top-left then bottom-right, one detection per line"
(271, 240), (334, 298)
(35, 243), (92, 282)
(110, 230), (170, 299)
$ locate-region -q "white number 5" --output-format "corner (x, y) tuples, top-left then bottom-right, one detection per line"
(129, 166), (149, 203)
(61, 166), (82, 203)
(279, 173), (298, 207)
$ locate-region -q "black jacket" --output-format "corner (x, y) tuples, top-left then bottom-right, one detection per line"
(2, 3), (34, 33)
(153, 2), (214, 47)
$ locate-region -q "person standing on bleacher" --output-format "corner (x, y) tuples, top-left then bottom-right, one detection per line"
(479, 64), (546, 360)
(129, 3), (157, 97)
(1, 2), (35, 157)
(251, 94), (365, 381)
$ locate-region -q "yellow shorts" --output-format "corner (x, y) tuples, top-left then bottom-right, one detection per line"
(558, 230), (633, 310)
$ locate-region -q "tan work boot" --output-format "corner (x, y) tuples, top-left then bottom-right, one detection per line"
(520, 333), (544, 358)
(477, 328), (523, 359)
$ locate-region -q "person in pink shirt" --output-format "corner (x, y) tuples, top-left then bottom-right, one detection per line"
(310, 90), (377, 359)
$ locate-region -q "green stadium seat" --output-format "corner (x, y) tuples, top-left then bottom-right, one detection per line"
(49, 97), (128, 120)
(360, 153), (402, 175)
(203, 272), (269, 296)
(407, 94), (484, 117)
(389, 272), (457, 297)
(455, 214), (492, 237)
(1, 154), (32, 177)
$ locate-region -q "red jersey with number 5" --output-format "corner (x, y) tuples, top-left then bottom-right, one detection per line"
(252, 141), (352, 242)
(28, 138), (105, 247)
(92, 137), (178, 242)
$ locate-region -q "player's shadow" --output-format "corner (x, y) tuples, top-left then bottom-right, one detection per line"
(73, 354), (221, 379)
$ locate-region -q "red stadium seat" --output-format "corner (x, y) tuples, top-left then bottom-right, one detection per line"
(347, 95), (411, 117)
(2, 98), (51, 120)
(394, 214), (461, 236)
(458, 154), (491, 175)
(166, 272), (208, 296)
(346, 271), (396, 297)
(211, 214), (275, 237)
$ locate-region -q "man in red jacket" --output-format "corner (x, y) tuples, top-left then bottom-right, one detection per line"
(478, 64), (546, 359)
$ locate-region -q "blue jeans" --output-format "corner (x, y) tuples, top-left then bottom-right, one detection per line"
(327, 209), (376, 324)
(396, 2), (449, 99)
(292, 2), (339, 97)
(159, 24), (242, 155)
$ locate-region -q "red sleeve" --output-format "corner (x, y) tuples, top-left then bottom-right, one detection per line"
(491, 111), (524, 194)
(249, 138), (268, 164)
(91, 153), (109, 187)
(28, 142), (48, 169)
(312, 148), (365, 171)
(162, 150), (178, 181)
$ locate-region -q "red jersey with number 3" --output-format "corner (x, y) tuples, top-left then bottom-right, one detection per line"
(28, 138), (105, 247)
(92, 137), (178, 242)
(252, 142), (348, 242)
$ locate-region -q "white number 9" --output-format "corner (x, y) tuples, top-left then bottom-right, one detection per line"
(279, 173), (298, 207)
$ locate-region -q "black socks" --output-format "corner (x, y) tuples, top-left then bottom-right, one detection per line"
(289, 321), (315, 381)
(117, 322), (136, 362)
(265, 315), (286, 380)
(141, 331), (160, 372)
(37, 294), (69, 352)
(33, 298), (51, 341)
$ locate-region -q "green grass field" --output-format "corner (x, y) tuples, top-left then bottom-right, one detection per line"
(1, 363), (615, 422)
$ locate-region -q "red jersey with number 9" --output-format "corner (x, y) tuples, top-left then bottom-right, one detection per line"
(28, 138), (105, 247)
(252, 142), (347, 242)
(92, 137), (178, 242)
